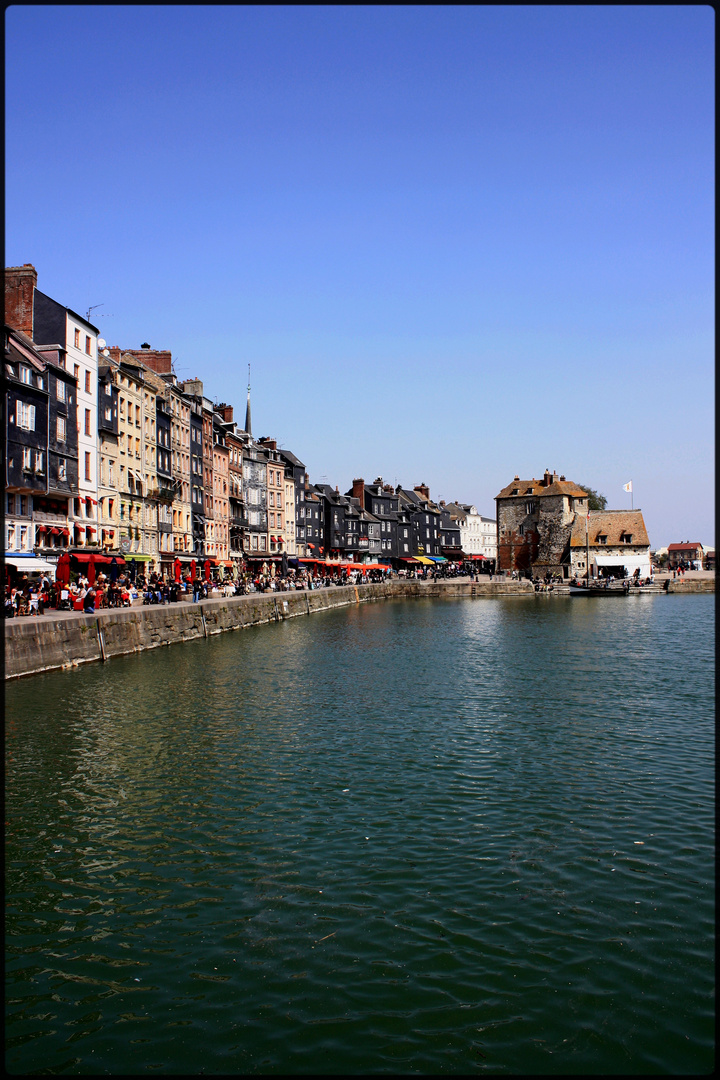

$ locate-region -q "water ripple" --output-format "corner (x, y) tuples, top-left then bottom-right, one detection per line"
(6, 595), (714, 1074)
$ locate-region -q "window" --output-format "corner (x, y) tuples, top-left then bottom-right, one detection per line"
(526, 501), (536, 515)
(22, 447), (32, 470)
(85, 409), (91, 435)
(20, 365), (31, 384)
(105, 406), (113, 421)
(20, 495), (27, 515)
(597, 534), (607, 545)
(621, 533), (633, 543)
(74, 328), (80, 348)
(57, 415), (66, 442)
(74, 364), (80, 381)
(105, 381), (112, 396)
(85, 370), (91, 393)
(85, 335), (91, 355)
(85, 452), (91, 481)
(6, 494), (14, 514)
(17, 401), (36, 430)
(519, 524), (524, 536)
(59, 459), (67, 481)
(34, 451), (44, 473)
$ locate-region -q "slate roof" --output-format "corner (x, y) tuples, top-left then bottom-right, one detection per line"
(277, 448), (305, 468)
(6, 328), (48, 372)
(569, 510), (650, 548)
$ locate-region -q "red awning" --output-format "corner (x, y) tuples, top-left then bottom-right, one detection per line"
(71, 553), (126, 565)
(62, 528), (70, 536)
(50, 527), (61, 535)
(37, 524), (47, 531)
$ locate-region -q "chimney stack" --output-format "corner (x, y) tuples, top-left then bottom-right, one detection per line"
(119, 347), (172, 374)
(414, 482), (430, 501)
(182, 378), (204, 398)
(352, 478), (365, 506)
(4, 264), (37, 336)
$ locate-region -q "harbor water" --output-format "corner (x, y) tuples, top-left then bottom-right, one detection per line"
(5, 594), (715, 1074)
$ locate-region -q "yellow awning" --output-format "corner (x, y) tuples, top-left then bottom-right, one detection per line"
(415, 556), (434, 565)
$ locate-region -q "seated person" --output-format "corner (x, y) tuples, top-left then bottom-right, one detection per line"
(83, 587), (96, 613)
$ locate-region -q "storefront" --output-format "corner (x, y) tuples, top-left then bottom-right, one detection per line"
(592, 553), (651, 580)
(5, 554), (59, 585)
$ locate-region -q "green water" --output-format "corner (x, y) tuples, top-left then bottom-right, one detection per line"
(5, 595), (715, 1074)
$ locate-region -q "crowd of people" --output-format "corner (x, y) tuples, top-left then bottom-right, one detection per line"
(4, 559), (498, 617)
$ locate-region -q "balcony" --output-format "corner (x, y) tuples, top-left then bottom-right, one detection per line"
(32, 510), (68, 525)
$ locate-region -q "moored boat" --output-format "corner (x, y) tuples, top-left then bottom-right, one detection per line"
(569, 581), (629, 596)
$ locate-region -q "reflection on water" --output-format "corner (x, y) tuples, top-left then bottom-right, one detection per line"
(6, 595), (715, 1074)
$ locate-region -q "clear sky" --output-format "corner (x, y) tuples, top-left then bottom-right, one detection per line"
(5, 5), (714, 547)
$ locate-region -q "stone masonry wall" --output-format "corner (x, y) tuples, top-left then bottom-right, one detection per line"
(5, 580), (534, 680)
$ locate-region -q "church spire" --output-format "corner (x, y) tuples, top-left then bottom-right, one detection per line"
(245, 363), (252, 436)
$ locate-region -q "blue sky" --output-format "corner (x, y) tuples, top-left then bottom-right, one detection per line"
(5, 5), (714, 547)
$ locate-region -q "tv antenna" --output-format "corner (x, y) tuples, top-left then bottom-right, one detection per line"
(86, 303), (114, 321)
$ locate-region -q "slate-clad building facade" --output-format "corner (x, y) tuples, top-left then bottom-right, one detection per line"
(5, 327), (51, 554)
(33, 342), (79, 553)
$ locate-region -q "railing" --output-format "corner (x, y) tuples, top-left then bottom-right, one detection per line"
(32, 511), (67, 524)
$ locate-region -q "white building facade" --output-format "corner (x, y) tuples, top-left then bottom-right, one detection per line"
(446, 503), (497, 561)
(66, 312), (99, 548)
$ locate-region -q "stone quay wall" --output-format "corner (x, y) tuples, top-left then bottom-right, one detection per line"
(4, 579), (533, 681)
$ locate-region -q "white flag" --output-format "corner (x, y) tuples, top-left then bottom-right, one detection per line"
(623, 481), (633, 492)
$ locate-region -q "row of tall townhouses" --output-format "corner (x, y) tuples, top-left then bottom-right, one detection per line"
(5, 263), (500, 576)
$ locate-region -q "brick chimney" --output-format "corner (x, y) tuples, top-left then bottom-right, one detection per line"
(216, 403), (234, 423)
(258, 436), (277, 450)
(414, 482), (430, 501)
(4, 264), (37, 336)
(121, 348), (172, 374)
(352, 478), (365, 505)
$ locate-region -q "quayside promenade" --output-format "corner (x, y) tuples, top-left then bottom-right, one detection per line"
(4, 574), (713, 681)
(4, 579), (528, 680)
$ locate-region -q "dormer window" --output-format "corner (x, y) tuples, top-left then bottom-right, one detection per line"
(597, 534), (607, 544)
(621, 533), (632, 543)
(512, 488), (519, 495)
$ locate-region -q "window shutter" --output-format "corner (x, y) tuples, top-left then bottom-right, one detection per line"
(29, 404), (36, 430)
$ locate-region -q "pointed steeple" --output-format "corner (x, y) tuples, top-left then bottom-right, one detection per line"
(245, 363), (252, 436)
